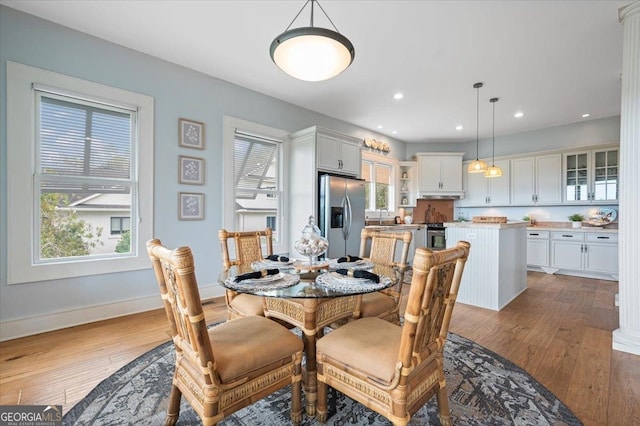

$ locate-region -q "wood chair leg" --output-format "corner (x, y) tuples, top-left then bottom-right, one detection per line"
(165, 383), (182, 426)
(436, 383), (452, 426)
(316, 380), (328, 423)
(291, 376), (303, 425)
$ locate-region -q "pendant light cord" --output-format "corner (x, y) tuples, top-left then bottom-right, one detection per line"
(474, 82), (482, 161)
(492, 100), (495, 166)
(476, 86), (480, 160)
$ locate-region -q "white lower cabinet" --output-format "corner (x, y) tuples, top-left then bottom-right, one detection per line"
(548, 231), (618, 279)
(551, 237), (585, 270)
(526, 230), (549, 267)
(584, 233), (618, 274)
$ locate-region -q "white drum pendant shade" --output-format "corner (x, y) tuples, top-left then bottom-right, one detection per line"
(271, 27), (354, 82)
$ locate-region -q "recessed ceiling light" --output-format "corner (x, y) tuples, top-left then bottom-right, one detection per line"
(514, 112), (524, 118)
(393, 92), (404, 100)
(392, 130), (398, 134)
(377, 124), (383, 129)
(455, 125), (463, 131)
(582, 113), (590, 118)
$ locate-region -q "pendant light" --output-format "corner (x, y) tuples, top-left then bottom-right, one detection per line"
(270, 0), (355, 82)
(467, 82), (488, 173)
(485, 97), (503, 178)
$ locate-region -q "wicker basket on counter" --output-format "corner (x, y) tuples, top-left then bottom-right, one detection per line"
(472, 216), (507, 223)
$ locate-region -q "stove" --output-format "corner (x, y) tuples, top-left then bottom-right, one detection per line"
(426, 222), (445, 230)
(426, 223), (446, 250)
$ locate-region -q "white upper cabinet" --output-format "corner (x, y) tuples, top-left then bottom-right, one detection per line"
(510, 153), (562, 205)
(316, 130), (361, 176)
(413, 152), (464, 196)
(460, 159), (510, 206)
(564, 146), (618, 204)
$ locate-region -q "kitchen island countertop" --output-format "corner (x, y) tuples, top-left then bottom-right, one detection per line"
(364, 224), (425, 231)
(444, 221), (529, 229)
(525, 225), (618, 233)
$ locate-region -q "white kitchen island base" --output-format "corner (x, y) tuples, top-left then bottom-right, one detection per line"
(444, 221), (528, 311)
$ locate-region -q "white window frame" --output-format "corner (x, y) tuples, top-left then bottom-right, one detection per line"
(6, 62), (154, 284)
(362, 151), (398, 214)
(222, 116), (289, 255)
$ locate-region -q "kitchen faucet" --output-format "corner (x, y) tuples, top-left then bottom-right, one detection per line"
(378, 208), (389, 225)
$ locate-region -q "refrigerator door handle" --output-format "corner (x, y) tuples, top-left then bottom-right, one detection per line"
(344, 194), (352, 241)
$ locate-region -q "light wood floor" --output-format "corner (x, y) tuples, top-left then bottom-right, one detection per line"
(1, 272), (638, 425)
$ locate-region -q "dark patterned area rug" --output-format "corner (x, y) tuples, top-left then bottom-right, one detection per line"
(64, 327), (582, 425)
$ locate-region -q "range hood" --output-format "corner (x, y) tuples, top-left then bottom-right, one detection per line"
(420, 191), (464, 200)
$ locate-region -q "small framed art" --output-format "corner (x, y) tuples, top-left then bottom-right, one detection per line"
(179, 155), (205, 185)
(179, 192), (205, 220)
(179, 118), (205, 150)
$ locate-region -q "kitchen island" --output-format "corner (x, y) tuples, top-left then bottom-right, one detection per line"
(444, 221), (528, 311)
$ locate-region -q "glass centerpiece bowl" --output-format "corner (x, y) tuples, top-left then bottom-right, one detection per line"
(294, 215), (328, 266)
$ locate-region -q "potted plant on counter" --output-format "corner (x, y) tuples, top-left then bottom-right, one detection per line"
(569, 213), (584, 228)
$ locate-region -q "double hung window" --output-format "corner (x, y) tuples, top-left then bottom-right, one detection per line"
(7, 62), (154, 284)
(223, 116), (288, 254)
(362, 155), (394, 211)
(36, 91), (136, 259)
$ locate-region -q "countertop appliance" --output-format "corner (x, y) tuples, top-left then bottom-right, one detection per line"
(426, 223), (446, 250)
(319, 174), (365, 259)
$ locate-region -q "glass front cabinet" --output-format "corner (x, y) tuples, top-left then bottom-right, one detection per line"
(564, 146), (618, 203)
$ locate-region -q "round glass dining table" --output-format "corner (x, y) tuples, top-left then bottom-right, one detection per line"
(218, 262), (400, 416)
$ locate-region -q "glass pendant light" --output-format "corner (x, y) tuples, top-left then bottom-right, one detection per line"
(485, 97), (503, 178)
(270, 0), (355, 82)
(467, 82), (488, 173)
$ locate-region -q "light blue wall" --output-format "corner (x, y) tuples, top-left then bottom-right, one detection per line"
(0, 6), (404, 325)
(0, 5), (621, 329)
(405, 107), (620, 226)
(406, 115), (620, 160)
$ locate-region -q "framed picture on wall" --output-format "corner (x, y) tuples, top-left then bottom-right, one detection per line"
(179, 118), (205, 150)
(179, 192), (205, 220)
(178, 155), (205, 185)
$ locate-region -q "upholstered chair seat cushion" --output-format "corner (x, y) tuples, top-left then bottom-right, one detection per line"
(229, 294), (265, 317)
(317, 317), (401, 384)
(359, 292), (396, 318)
(210, 316), (304, 383)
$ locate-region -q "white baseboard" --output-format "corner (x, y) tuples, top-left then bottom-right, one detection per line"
(612, 328), (640, 356)
(0, 284), (224, 342)
(527, 266), (618, 281)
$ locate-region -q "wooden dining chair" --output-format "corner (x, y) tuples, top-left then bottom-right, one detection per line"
(316, 241), (471, 426)
(218, 228), (273, 320)
(147, 239), (303, 426)
(356, 228), (413, 324)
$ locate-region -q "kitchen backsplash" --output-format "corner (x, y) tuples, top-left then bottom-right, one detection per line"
(454, 204), (619, 228)
(413, 199), (454, 223)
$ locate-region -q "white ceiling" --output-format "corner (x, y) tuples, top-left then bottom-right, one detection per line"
(1, 0), (628, 144)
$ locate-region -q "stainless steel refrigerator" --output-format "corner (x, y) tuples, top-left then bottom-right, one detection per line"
(318, 174), (366, 259)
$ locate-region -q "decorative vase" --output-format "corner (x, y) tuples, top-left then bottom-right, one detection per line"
(294, 215), (328, 265)
(572, 221), (582, 228)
